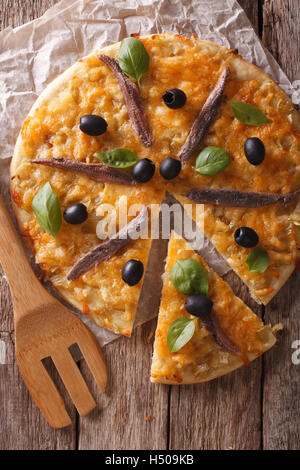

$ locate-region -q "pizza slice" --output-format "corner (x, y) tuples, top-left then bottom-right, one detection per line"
(151, 233), (277, 384)
(174, 196), (297, 305)
(10, 154), (158, 336)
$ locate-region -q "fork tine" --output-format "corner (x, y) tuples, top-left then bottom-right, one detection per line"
(76, 327), (108, 393)
(51, 349), (96, 416)
(17, 355), (71, 429)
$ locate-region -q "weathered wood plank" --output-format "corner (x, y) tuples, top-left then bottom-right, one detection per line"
(261, 0), (300, 450)
(170, 361), (263, 450)
(169, 275), (264, 450)
(78, 319), (169, 450)
(0, 266), (13, 333)
(238, 0), (259, 34)
(262, 0), (300, 80)
(0, 0), (59, 30)
(262, 274), (300, 450)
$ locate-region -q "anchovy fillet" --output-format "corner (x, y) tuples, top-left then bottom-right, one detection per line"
(67, 206), (148, 280)
(31, 158), (135, 186)
(98, 54), (153, 147)
(186, 187), (300, 207)
(200, 310), (241, 354)
(179, 66), (230, 163)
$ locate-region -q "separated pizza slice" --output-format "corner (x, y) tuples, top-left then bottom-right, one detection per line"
(151, 233), (277, 384)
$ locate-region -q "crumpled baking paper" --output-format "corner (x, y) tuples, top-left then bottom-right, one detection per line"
(0, 0), (297, 348)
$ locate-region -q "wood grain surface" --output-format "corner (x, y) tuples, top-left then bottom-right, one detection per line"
(0, 0), (299, 450)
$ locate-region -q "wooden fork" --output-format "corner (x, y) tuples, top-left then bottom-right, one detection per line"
(0, 195), (108, 428)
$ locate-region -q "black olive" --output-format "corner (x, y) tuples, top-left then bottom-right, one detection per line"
(79, 114), (108, 136)
(160, 157), (182, 180)
(132, 158), (155, 183)
(234, 226), (259, 248)
(122, 260), (144, 286)
(184, 295), (213, 318)
(244, 137), (265, 165)
(162, 88), (187, 109)
(63, 203), (88, 224)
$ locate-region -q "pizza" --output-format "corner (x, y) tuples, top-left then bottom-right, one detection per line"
(151, 234), (277, 384)
(10, 33), (300, 383)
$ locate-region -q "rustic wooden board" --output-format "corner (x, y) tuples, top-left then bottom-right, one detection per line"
(0, 0), (59, 30)
(263, 273), (300, 450)
(0, 0), (299, 450)
(262, 0), (300, 450)
(262, 0), (300, 80)
(78, 319), (169, 450)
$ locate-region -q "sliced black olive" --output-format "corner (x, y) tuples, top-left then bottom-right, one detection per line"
(63, 203), (88, 225)
(79, 114), (108, 136)
(244, 137), (265, 165)
(234, 226), (259, 248)
(162, 88), (187, 109)
(184, 295), (213, 317)
(122, 259), (144, 286)
(132, 158), (155, 183)
(160, 157), (181, 180)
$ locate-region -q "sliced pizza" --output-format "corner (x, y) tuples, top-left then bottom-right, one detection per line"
(10, 32), (300, 343)
(151, 233), (277, 384)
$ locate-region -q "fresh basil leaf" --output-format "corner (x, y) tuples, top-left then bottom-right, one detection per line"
(229, 101), (270, 126)
(195, 146), (231, 175)
(94, 148), (138, 168)
(170, 259), (208, 296)
(245, 247), (269, 273)
(118, 37), (150, 88)
(167, 317), (196, 353)
(32, 182), (62, 243)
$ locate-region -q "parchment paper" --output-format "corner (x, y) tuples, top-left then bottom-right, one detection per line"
(0, 0), (297, 349)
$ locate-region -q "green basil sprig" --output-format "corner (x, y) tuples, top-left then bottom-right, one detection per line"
(167, 317), (195, 353)
(229, 101), (270, 126)
(170, 259), (208, 296)
(94, 148), (138, 168)
(245, 247), (269, 273)
(195, 146), (231, 175)
(118, 37), (150, 89)
(32, 182), (62, 243)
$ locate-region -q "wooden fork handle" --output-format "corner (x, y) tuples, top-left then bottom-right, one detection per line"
(0, 195), (48, 314)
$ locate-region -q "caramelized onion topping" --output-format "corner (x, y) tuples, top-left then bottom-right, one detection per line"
(67, 206), (148, 281)
(31, 158), (135, 186)
(98, 54), (154, 147)
(179, 66), (230, 163)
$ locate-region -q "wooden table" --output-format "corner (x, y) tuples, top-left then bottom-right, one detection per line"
(0, 0), (299, 450)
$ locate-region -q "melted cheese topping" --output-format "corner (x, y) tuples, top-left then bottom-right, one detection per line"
(151, 235), (275, 383)
(11, 34), (300, 334)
